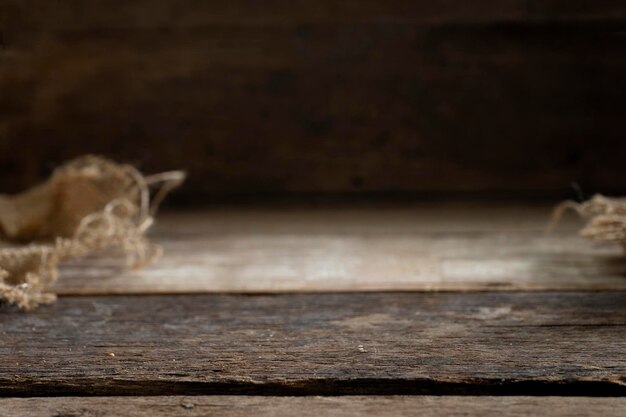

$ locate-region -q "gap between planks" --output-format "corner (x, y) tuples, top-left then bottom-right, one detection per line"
(51, 203), (626, 295)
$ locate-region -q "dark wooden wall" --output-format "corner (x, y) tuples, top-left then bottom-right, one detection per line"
(1, 1), (626, 199)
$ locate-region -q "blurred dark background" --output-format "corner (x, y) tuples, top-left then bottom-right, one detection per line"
(1, 1), (625, 202)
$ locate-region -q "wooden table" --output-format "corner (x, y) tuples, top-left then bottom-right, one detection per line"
(1, 203), (625, 415)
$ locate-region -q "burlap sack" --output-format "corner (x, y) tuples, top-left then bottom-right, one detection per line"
(551, 194), (626, 251)
(0, 156), (185, 310)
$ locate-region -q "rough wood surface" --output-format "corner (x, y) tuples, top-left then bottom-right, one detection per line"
(50, 204), (626, 294)
(1, 2), (626, 196)
(2, 396), (625, 417)
(0, 292), (624, 396)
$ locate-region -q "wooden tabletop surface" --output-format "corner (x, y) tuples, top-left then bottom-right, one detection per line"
(2, 203), (625, 415)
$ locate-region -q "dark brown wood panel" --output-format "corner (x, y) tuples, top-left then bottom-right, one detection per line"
(3, 0), (626, 31)
(2, 396), (626, 417)
(1, 293), (624, 396)
(1, 2), (625, 197)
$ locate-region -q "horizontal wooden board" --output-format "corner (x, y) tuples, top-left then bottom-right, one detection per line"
(0, 292), (624, 396)
(2, 396), (626, 417)
(50, 204), (626, 294)
(4, 0), (626, 30)
(1, 1), (626, 196)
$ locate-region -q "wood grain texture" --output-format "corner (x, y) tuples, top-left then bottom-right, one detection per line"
(1, 1), (626, 196)
(0, 292), (624, 396)
(2, 396), (626, 417)
(50, 204), (626, 294)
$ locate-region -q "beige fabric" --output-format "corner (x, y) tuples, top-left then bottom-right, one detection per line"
(551, 194), (626, 251)
(0, 156), (185, 310)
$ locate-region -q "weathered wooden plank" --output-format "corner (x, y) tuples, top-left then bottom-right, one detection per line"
(1, 1), (626, 196)
(2, 396), (626, 417)
(0, 292), (624, 395)
(50, 205), (626, 294)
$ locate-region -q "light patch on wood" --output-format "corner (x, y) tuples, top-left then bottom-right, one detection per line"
(332, 313), (396, 330)
(473, 306), (513, 320)
(48, 205), (626, 295)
